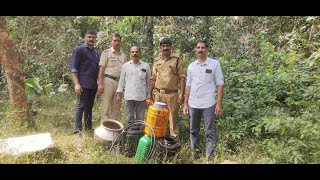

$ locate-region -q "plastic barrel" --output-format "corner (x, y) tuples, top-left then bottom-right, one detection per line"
(123, 128), (144, 157)
(144, 102), (169, 138)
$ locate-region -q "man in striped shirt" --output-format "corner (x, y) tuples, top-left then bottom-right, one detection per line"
(116, 45), (150, 128)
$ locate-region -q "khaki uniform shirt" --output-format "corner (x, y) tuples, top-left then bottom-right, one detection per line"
(151, 54), (185, 90)
(99, 47), (127, 77)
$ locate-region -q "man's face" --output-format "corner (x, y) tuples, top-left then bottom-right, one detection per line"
(195, 42), (208, 57)
(84, 34), (96, 46)
(160, 44), (172, 56)
(111, 37), (121, 48)
(130, 46), (140, 60)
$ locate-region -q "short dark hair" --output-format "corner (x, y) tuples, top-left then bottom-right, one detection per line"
(129, 45), (140, 52)
(197, 39), (209, 48)
(111, 33), (121, 40)
(85, 30), (97, 37)
(160, 37), (172, 46)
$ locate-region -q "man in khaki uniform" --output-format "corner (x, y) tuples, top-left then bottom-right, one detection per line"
(98, 33), (127, 121)
(147, 37), (185, 141)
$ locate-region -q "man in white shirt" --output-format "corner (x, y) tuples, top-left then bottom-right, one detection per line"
(183, 39), (224, 161)
(116, 45), (151, 128)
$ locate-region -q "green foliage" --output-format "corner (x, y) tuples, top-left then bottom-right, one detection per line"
(25, 77), (48, 98)
(96, 16), (144, 59)
(2, 16), (320, 164)
(7, 16), (81, 89)
(219, 23), (320, 163)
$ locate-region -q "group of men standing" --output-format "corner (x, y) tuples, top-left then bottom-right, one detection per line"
(70, 30), (224, 161)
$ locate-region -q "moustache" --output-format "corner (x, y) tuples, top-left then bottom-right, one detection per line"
(133, 55), (138, 57)
(198, 51), (203, 54)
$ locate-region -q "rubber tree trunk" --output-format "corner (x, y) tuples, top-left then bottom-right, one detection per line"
(145, 16), (154, 63)
(0, 16), (31, 122)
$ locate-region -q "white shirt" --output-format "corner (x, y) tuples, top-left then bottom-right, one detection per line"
(117, 60), (151, 101)
(186, 57), (224, 108)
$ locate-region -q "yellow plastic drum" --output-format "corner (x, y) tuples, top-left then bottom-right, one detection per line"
(144, 101), (169, 138)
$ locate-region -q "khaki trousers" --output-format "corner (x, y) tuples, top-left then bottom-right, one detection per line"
(154, 91), (179, 140)
(101, 77), (121, 121)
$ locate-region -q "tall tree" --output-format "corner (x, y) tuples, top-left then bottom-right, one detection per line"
(0, 16), (31, 122)
(145, 16), (154, 62)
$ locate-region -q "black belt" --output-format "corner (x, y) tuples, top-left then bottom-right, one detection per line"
(104, 74), (120, 81)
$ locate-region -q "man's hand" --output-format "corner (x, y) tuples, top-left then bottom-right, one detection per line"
(97, 84), (104, 95)
(183, 103), (188, 115)
(146, 93), (153, 102)
(74, 84), (82, 96)
(116, 93), (121, 104)
(177, 93), (184, 105)
(215, 104), (223, 117)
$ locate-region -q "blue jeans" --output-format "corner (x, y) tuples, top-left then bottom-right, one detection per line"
(189, 105), (216, 159)
(74, 88), (97, 132)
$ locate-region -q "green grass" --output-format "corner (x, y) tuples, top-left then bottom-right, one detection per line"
(0, 91), (267, 164)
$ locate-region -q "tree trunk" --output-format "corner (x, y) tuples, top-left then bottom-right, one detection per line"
(0, 16), (31, 122)
(145, 16), (154, 63)
(203, 16), (210, 40)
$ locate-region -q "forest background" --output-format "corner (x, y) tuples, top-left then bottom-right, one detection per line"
(0, 16), (319, 164)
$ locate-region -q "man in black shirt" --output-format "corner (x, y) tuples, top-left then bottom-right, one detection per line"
(70, 30), (99, 134)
